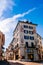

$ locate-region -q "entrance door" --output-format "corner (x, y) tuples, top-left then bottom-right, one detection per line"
(16, 55), (19, 60)
(28, 54), (34, 61)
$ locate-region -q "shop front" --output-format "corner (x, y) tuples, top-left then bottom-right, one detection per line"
(26, 48), (34, 61)
(27, 54), (34, 61)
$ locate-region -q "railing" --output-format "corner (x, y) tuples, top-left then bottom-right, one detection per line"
(25, 45), (36, 48)
(14, 44), (18, 49)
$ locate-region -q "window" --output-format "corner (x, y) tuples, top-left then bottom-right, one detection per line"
(15, 44), (18, 49)
(24, 35), (29, 39)
(26, 49), (33, 53)
(31, 42), (34, 47)
(25, 42), (28, 48)
(30, 36), (34, 40)
(40, 41), (42, 44)
(39, 37), (41, 40)
(24, 30), (28, 34)
(22, 56), (25, 59)
(29, 31), (33, 34)
(26, 49), (30, 53)
(24, 25), (28, 28)
(29, 26), (33, 29)
(17, 38), (18, 42)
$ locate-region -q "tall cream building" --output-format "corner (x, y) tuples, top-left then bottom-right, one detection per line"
(13, 21), (37, 61)
(5, 21), (43, 61)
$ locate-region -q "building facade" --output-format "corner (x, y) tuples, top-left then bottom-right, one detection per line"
(42, 47), (43, 60)
(5, 44), (14, 60)
(5, 21), (43, 61)
(0, 31), (5, 60)
(13, 21), (37, 61)
(35, 33), (42, 61)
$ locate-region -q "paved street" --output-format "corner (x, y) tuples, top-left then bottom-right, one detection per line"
(9, 62), (43, 65)
(8, 60), (43, 65)
(0, 60), (43, 65)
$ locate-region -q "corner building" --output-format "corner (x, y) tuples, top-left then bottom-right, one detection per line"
(9, 21), (42, 61)
(12, 21), (39, 61)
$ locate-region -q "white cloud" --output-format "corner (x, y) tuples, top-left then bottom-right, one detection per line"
(13, 8), (36, 19)
(0, 0), (15, 18)
(0, 8), (36, 33)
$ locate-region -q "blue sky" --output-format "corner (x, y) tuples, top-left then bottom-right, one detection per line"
(0, 0), (43, 49)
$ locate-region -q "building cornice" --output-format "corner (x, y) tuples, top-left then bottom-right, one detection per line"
(13, 20), (38, 35)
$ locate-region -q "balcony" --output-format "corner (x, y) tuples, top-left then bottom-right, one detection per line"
(25, 45), (35, 49)
(14, 44), (18, 49)
(35, 45), (42, 51)
(14, 44), (19, 52)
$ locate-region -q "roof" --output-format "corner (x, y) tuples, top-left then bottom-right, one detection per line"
(19, 20), (38, 26)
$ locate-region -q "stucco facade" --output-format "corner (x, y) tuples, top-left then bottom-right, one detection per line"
(5, 21), (43, 61)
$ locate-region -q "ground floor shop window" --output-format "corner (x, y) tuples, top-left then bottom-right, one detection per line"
(38, 54), (41, 59)
(27, 54), (34, 60)
(22, 56), (25, 59)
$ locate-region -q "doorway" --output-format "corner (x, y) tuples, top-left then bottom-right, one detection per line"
(15, 55), (19, 60)
(27, 54), (34, 61)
